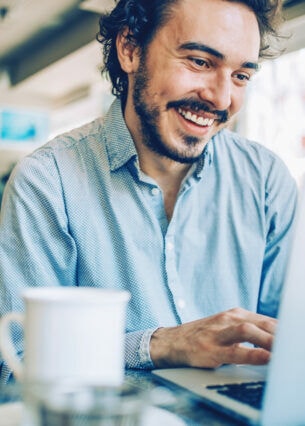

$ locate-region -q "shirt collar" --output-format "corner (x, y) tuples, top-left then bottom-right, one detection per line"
(104, 98), (215, 175)
(194, 142), (214, 178)
(104, 99), (138, 172)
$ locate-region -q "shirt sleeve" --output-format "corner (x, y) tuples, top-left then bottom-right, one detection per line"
(125, 329), (158, 369)
(257, 157), (298, 318)
(0, 361), (14, 385)
(0, 153), (78, 384)
(0, 154), (158, 383)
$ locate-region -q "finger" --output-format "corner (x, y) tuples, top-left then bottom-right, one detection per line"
(246, 314), (277, 335)
(227, 308), (277, 333)
(218, 323), (274, 351)
(223, 344), (271, 366)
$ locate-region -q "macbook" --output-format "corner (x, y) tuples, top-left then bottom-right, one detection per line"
(153, 176), (305, 425)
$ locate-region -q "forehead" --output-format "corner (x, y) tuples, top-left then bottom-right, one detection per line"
(157, 0), (260, 61)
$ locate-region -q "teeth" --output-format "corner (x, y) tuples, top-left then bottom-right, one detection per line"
(178, 108), (214, 127)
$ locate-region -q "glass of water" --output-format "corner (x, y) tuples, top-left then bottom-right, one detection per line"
(23, 381), (147, 426)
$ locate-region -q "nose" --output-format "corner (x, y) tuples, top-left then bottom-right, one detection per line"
(198, 71), (232, 112)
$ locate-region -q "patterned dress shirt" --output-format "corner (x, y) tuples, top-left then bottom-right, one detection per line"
(0, 99), (297, 383)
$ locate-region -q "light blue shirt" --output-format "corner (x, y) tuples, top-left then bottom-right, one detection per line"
(0, 99), (297, 383)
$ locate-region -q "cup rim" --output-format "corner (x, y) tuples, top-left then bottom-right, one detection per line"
(21, 287), (131, 304)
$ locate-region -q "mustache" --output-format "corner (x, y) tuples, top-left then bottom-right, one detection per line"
(167, 99), (229, 124)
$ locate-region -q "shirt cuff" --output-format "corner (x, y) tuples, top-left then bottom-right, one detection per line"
(0, 361), (15, 385)
(125, 328), (159, 370)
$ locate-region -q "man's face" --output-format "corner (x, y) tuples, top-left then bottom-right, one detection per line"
(124, 0), (260, 164)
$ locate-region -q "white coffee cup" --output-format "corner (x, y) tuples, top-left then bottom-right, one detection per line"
(0, 287), (130, 386)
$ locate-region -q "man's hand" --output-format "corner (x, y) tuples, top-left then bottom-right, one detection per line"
(150, 308), (277, 368)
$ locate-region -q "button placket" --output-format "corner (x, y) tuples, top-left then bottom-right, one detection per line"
(151, 187), (160, 196)
(164, 234), (188, 320)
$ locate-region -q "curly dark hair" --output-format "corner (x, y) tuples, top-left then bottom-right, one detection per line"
(97, 0), (283, 101)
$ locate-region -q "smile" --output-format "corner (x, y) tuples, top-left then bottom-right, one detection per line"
(178, 108), (214, 127)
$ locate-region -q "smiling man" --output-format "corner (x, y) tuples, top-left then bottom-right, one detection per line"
(0, 0), (297, 382)
(119, 0), (262, 220)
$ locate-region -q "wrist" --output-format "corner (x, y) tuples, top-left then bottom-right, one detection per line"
(150, 326), (183, 368)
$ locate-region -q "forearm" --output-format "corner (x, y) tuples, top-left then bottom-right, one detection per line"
(150, 326), (188, 368)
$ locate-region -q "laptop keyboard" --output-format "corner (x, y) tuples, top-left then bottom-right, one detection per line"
(206, 381), (266, 409)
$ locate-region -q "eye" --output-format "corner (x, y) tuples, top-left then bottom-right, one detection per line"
(190, 57), (210, 69)
(233, 72), (251, 85)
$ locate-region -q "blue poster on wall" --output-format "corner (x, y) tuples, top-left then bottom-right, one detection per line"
(0, 109), (49, 144)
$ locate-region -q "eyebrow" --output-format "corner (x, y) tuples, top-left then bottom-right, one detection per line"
(179, 42), (260, 71)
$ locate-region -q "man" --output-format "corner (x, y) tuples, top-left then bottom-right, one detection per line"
(0, 0), (297, 383)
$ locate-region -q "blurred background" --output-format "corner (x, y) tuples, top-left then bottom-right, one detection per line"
(0, 0), (305, 205)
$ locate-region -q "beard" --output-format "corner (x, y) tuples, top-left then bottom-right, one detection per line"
(132, 55), (229, 164)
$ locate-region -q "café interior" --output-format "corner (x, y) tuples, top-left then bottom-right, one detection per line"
(0, 0), (305, 196)
(0, 0), (305, 425)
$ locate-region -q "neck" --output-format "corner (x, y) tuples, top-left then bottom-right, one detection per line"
(138, 143), (193, 221)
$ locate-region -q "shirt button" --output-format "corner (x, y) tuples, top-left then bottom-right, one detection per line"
(177, 299), (186, 309)
(167, 242), (174, 251)
(151, 187), (160, 196)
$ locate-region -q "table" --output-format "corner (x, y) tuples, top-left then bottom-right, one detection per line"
(125, 369), (244, 425)
(0, 371), (243, 426)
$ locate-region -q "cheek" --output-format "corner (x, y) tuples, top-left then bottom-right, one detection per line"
(231, 89), (246, 115)
(151, 67), (192, 100)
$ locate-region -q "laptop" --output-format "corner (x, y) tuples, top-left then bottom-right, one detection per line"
(153, 175), (305, 425)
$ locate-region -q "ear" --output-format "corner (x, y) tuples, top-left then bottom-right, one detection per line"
(116, 29), (140, 73)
